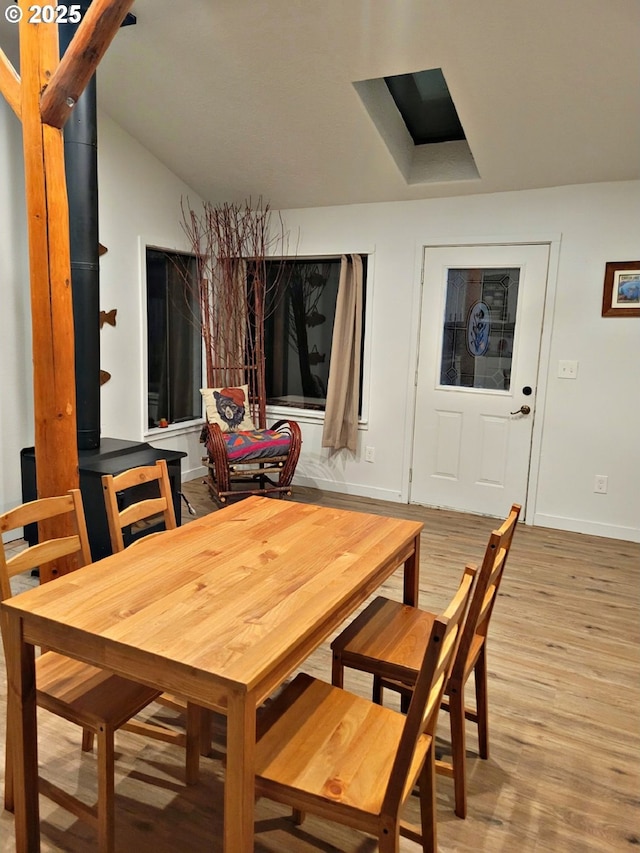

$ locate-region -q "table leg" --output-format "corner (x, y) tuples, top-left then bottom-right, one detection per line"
(224, 689), (256, 852)
(0, 611), (40, 852)
(403, 532), (421, 606)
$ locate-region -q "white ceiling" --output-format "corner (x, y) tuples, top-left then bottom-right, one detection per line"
(3, 0), (640, 209)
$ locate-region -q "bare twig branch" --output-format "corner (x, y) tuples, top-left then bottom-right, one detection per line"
(180, 197), (290, 427)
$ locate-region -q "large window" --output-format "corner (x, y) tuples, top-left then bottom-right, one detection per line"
(146, 247), (201, 428)
(263, 257), (366, 412)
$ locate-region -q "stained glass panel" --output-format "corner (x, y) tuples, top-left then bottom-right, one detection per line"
(439, 267), (520, 390)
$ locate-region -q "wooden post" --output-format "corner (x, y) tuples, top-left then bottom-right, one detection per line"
(0, 0), (134, 579)
(18, 9), (78, 579)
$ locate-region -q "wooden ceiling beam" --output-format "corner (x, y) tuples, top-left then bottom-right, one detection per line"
(40, 0), (135, 128)
(0, 47), (21, 119)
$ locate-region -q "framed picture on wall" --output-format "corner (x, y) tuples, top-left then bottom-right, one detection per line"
(602, 261), (640, 317)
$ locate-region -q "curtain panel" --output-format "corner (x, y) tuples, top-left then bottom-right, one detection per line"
(322, 254), (363, 452)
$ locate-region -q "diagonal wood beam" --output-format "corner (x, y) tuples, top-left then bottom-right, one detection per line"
(40, 0), (134, 128)
(0, 47), (21, 119)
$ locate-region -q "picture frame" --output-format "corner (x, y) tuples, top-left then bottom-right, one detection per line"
(602, 261), (640, 317)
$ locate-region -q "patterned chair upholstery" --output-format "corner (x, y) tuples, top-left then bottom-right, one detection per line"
(200, 383), (302, 505)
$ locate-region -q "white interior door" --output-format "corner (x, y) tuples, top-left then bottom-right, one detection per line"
(410, 244), (549, 518)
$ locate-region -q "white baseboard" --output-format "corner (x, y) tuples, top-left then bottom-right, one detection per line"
(292, 473), (402, 504)
(181, 467), (402, 502)
(182, 464), (207, 482)
(534, 512), (640, 544)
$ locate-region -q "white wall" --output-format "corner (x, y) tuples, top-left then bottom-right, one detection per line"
(96, 113), (205, 478)
(278, 182), (640, 542)
(1, 93), (638, 541)
(0, 97), (31, 519)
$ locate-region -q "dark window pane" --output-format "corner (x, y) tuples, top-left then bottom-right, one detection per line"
(146, 248), (201, 427)
(263, 257), (366, 412)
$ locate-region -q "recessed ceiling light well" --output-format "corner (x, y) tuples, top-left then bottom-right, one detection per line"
(384, 68), (465, 145)
(354, 67), (479, 186)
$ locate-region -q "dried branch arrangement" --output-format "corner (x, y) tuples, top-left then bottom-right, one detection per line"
(181, 198), (288, 427)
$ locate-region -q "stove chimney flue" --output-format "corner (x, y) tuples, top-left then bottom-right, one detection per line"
(59, 17), (100, 451)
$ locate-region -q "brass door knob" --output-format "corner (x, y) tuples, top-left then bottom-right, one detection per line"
(510, 405), (531, 415)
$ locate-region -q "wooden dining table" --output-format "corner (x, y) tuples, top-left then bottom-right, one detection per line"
(1, 495), (422, 852)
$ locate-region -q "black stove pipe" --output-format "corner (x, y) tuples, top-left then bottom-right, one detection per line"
(59, 17), (100, 451)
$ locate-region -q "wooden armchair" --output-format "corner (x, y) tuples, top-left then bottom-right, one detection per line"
(200, 368), (302, 505)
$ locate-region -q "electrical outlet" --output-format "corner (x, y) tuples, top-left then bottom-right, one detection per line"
(594, 474), (608, 494)
(558, 360), (579, 379)
(365, 446), (375, 463)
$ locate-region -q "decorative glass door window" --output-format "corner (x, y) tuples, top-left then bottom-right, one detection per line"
(439, 267), (520, 391)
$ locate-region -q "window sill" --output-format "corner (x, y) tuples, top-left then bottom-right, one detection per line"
(145, 420), (205, 440)
(266, 405), (368, 429)
(266, 404), (325, 425)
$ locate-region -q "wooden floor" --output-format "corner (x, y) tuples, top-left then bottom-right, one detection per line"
(1, 481), (639, 852)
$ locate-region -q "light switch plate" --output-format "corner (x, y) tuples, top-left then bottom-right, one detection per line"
(558, 360), (578, 379)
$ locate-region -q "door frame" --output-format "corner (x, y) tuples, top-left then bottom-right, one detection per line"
(402, 234), (562, 525)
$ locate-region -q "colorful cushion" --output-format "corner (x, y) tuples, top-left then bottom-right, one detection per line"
(200, 385), (256, 432)
(223, 429), (291, 462)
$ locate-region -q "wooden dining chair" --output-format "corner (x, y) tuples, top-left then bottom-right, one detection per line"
(0, 490), (165, 853)
(254, 564), (475, 852)
(331, 503), (521, 819)
(101, 459), (207, 774)
(101, 458), (177, 551)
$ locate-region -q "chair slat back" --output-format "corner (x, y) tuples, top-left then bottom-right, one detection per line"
(0, 490), (91, 601)
(383, 564), (475, 814)
(449, 503), (521, 683)
(102, 459), (177, 553)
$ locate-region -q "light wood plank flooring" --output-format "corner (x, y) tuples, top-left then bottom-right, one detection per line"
(1, 482), (638, 851)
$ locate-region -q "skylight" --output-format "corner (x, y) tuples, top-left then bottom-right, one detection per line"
(353, 67), (479, 186)
(384, 68), (465, 145)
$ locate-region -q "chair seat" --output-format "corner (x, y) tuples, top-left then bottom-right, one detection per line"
(331, 596), (436, 684)
(36, 651), (162, 731)
(256, 673), (430, 818)
(223, 429), (291, 462)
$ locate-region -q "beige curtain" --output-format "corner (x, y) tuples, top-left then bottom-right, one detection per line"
(322, 254), (363, 451)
